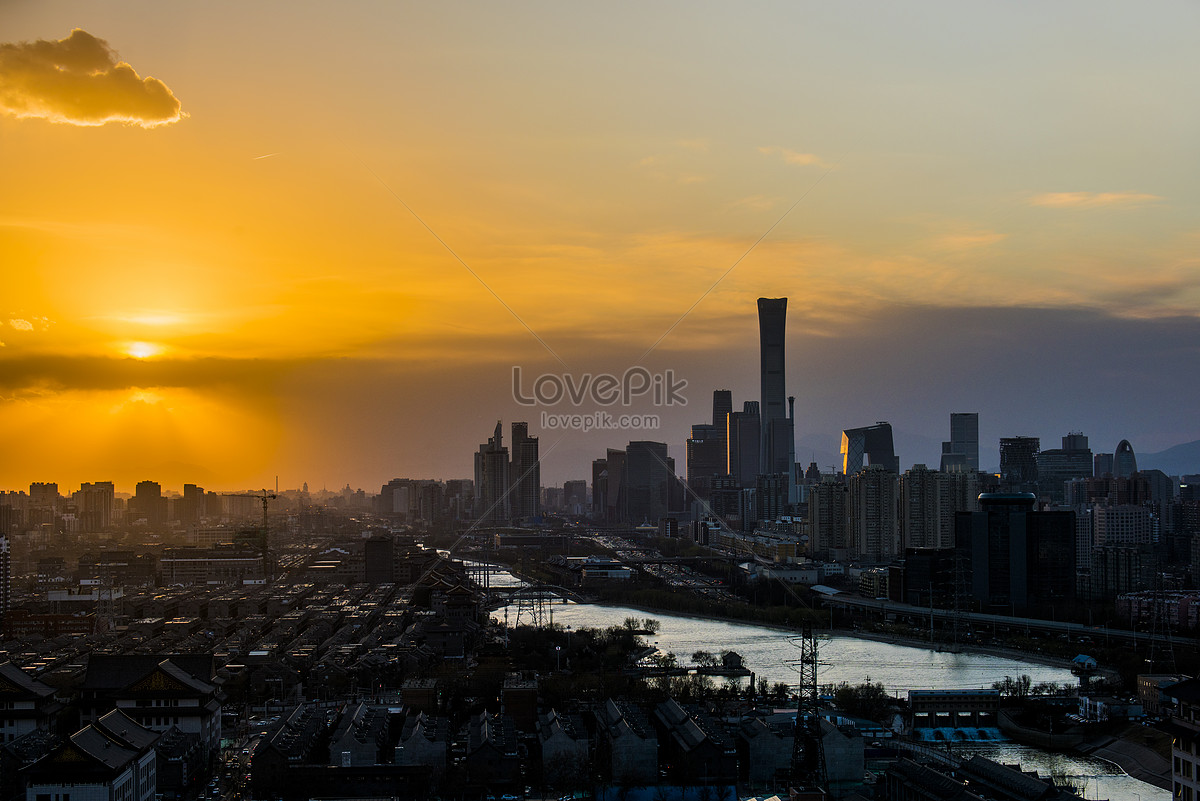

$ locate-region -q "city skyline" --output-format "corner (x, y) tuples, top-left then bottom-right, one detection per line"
(2, 3), (1199, 491)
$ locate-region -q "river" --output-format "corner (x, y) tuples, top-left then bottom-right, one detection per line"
(476, 563), (1168, 800)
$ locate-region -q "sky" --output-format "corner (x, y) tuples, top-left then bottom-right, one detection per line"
(1, 1), (1198, 494)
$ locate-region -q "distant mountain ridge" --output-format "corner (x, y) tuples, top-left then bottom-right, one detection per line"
(1140, 439), (1200, 477)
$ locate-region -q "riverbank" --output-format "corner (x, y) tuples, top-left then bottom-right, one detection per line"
(1078, 726), (1172, 790)
(494, 562), (1084, 674)
(568, 596), (1082, 675)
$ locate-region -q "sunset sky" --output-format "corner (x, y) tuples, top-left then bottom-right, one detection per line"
(2, 1), (1198, 493)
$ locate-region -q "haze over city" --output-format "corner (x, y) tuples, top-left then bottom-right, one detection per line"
(2, 2), (1199, 493)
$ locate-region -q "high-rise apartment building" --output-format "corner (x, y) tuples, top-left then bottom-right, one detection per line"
(75, 481), (115, 531)
(900, 465), (979, 550)
(28, 482), (59, 511)
(808, 477), (849, 558)
(563, 480), (587, 514)
(130, 480), (167, 527)
(849, 465), (900, 562)
(0, 533), (9, 618)
(900, 465), (941, 550)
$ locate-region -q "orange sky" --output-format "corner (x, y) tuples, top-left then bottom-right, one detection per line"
(2, 2), (1199, 492)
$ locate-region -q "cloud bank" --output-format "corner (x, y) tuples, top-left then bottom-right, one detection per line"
(1028, 191), (1160, 209)
(0, 28), (183, 127)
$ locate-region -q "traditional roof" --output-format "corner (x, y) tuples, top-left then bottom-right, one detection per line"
(82, 654), (215, 691)
(94, 709), (161, 751)
(0, 661), (56, 698)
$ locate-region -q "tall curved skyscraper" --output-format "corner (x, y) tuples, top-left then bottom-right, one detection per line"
(1114, 439), (1138, 478)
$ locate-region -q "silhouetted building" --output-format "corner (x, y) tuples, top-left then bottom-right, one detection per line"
(1036, 432), (1093, 504)
(941, 412), (979, 472)
(712, 389), (732, 442)
(758, 298), (790, 475)
(850, 465), (899, 561)
(474, 422), (510, 525)
(510, 422), (540, 523)
(685, 423), (725, 501)
(364, 536), (394, 584)
(999, 436), (1040, 492)
(1095, 452), (1115, 476)
(955, 493), (1075, 615)
(591, 458), (608, 517)
(604, 448), (627, 524)
(841, 422), (899, 475)
(76, 481), (115, 531)
(727, 401), (761, 488)
(130, 480), (167, 527)
(1115, 439), (1138, 478)
(624, 441), (672, 524)
(0, 534), (8, 618)
(563, 480), (587, 514)
(808, 477), (849, 558)
(756, 473), (789, 523)
(901, 465), (942, 550)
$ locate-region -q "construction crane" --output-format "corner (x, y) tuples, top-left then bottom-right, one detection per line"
(234, 490), (277, 582)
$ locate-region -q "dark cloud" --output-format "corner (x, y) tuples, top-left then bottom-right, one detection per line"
(0, 28), (183, 127)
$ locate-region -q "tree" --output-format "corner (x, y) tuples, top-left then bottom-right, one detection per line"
(833, 681), (891, 721)
(992, 674), (1033, 700)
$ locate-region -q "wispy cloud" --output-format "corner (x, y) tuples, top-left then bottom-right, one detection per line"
(0, 28), (184, 127)
(930, 230), (1007, 251)
(1028, 191), (1161, 209)
(757, 145), (832, 169)
(676, 138), (709, 153)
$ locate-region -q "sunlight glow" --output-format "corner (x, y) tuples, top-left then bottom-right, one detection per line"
(125, 341), (163, 359)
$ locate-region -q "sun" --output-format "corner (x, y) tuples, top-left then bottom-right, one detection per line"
(125, 341), (163, 359)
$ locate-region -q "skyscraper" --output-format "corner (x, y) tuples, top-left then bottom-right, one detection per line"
(757, 298), (793, 477)
(840, 422), (899, 475)
(940, 413), (979, 472)
(510, 422), (541, 523)
(1034, 432), (1093, 504)
(955, 493), (1075, 615)
(849, 465), (900, 562)
(1114, 439), (1138, 478)
(712, 389), (732, 445)
(727, 401), (761, 488)
(624, 441), (672, 524)
(0, 533), (9, 618)
(591, 458), (608, 517)
(76, 481), (115, 532)
(999, 436), (1040, 491)
(474, 421), (510, 525)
